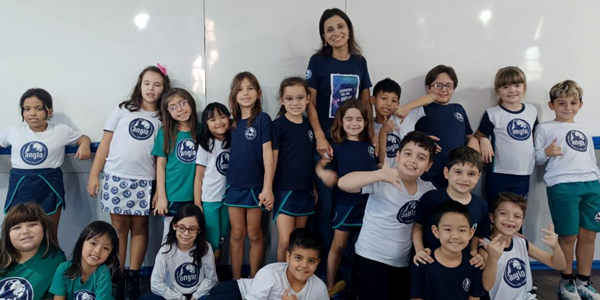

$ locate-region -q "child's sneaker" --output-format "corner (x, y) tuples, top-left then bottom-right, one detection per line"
(559, 278), (582, 300)
(576, 278), (600, 300)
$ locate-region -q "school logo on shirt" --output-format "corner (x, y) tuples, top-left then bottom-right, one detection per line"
(0, 277), (33, 300)
(308, 130), (314, 142)
(594, 212), (600, 223)
(216, 151), (230, 175)
(397, 200), (419, 224)
(503, 258), (527, 288)
(245, 127), (257, 140)
(128, 118), (154, 140)
(367, 145), (375, 158)
(386, 133), (401, 158)
(20, 141), (48, 165)
(462, 278), (471, 292)
(566, 130), (588, 152)
(175, 262), (200, 288)
(74, 289), (96, 300)
(506, 118), (531, 141)
(454, 112), (464, 122)
(305, 69), (312, 80)
(176, 138), (197, 163)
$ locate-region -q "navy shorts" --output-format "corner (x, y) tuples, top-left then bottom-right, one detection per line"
(5, 168), (65, 215)
(332, 203), (366, 231)
(224, 186), (264, 210)
(485, 172), (530, 205)
(272, 190), (315, 222)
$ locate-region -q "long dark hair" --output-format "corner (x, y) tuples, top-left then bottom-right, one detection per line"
(199, 102), (231, 152)
(0, 203), (61, 275)
(162, 204), (208, 266)
(64, 221), (120, 279)
(316, 8), (362, 56)
(119, 66), (171, 112)
(159, 88), (200, 155)
(228, 71), (263, 130)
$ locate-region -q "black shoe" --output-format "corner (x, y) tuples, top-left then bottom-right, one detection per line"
(124, 269), (140, 300)
(112, 270), (124, 300)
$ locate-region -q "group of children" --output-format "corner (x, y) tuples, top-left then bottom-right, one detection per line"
(0, 60), (598, 300)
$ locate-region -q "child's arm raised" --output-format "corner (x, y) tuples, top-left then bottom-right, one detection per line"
(338, 159), (401, 193)
(479, 235), (505, 291)
(193, 165), (205, 209)
(74, 134), (92, 160)
(395, 94), (436, 120)
(87, 131), (113, 198)
(259, 141), (275, 211)
(315, 159), (338, 189)
(528, 224), (566, 271)
(153, 157), (169, 216)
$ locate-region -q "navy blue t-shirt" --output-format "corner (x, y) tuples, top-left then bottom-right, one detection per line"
(414, 189), (489, 252)
(226, 112), (272, 189)
(306, 54), (372, 130)
(272, 116), (314, 191)
(415, 103), (473, 179)
(410, 252), (485, 299)
(330, 140), (378, 206)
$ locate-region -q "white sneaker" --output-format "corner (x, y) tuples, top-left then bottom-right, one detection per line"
(576, 278), (600, 300)
(559, 278), (583, 300)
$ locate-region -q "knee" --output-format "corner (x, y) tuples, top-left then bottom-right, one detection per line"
(111, 220), (130, 233)
(247, 227), (263, 243)
(278, 237), (290, 250)
(559, 235), (578, 245)
(578, 229), (597, 244)
(230, 228), (246, 243)
(331, 240), (347, 254)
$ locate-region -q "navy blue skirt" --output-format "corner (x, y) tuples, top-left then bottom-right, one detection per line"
(5, 168), (65, 215)
(167, 201), (195, 216)
(272, 190), (315, 222)
(224, 186), (264, 210)
(332, 203), (366, 231)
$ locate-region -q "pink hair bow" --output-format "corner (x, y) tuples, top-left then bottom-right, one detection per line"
(157, 63), (167, 76)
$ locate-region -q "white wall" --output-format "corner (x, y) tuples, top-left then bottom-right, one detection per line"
(0, 0), (599, 265)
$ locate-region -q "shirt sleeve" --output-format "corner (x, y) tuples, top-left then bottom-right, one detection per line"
(359, 56), (372, 90)
(244, 269), (275, 300)
(0, 127), (11, 148)
(103, 106), (122, 132)
(150, 251), (185, 300)
(473, 199), (490, 238)
(469, 266), (486, 297)
(361, 183), (375, 194)
(271, 119), (282, 150)
(461, 106), (474, 135)
(477, 112), (494, 136)
(95, 267), (115, 300)
(409, 263), (425, 298)
(151, 128), (166, 157)
(260, 113), (272, 144)
(62, 124), (83, 146)
(306, 55), (319, 89)
(534, 125), (549, 165)
(49, 262), (68, 296)
(193, 245), (219, 299)
(196, 146), (209, 167)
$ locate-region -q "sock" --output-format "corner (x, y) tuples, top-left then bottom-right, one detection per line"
(576, 274), (591, 285)
(561, 273), (574, 281)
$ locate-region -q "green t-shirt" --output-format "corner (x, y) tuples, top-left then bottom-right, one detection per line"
(151, 128), (198, 202)
(49, 261), (112, 300)
(0, 245), (66, 300)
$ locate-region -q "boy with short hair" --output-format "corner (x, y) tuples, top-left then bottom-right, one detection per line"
(415, 65), (480, 188)
(412, 146), (488, 267)
(410, 201), (486, 300)
(207, 228), (328, 300)
(534, 80), (600, 299)
(338, 131), (437, 300)
(370, 78), (436, 167)
(479, 192), (566, 300)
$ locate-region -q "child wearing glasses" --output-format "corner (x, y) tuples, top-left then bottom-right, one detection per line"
(141, 204), (218, 300)
(415, 65), (480, 188)
(152, 88), (201, 240)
